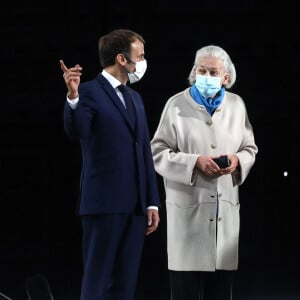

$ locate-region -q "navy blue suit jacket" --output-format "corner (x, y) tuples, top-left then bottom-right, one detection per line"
(64, 74), (160, 215)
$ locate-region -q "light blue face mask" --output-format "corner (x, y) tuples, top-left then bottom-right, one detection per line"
(195, 74), (222, 98)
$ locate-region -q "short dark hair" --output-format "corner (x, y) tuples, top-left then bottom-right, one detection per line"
(98, 29), (145, 68)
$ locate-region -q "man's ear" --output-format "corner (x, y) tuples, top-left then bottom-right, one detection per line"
(116, 53), (127, 66)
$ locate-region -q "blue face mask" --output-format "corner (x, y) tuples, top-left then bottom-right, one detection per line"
(195, 74), (222, 98)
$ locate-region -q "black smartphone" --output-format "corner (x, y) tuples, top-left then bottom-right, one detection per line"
(213, 155), (230, 169)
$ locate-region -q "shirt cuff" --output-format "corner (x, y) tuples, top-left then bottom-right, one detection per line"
(67, 96), (79, 109)
(147, 206), (158, 210)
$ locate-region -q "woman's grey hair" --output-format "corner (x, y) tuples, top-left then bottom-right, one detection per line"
(188, 45), (236, 89)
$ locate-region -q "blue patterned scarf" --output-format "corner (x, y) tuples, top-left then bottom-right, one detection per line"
(190, 85), (225, 116)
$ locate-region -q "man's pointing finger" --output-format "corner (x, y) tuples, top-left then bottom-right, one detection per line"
(60, 59), (68, 72)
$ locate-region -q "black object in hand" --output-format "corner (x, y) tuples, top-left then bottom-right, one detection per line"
(213, 156), (230, 168)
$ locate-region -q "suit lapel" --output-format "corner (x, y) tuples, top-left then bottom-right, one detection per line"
(97, 74), (135, 132)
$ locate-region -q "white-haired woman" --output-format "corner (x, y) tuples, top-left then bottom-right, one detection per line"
(151, 45), (258, 300)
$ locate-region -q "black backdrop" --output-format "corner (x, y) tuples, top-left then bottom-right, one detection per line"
(0, 0), (299, 299)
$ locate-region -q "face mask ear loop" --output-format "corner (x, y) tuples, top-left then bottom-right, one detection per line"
(122, 53), (136, 65)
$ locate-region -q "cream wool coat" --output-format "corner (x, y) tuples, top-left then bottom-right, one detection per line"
(151, 88), (258, 271)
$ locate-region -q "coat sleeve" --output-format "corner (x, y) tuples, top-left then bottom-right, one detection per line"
(232, 107), (258, 186)
(150, 100), (199, 186)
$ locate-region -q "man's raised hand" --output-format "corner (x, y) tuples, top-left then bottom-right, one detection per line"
(60, 60), (82, 100)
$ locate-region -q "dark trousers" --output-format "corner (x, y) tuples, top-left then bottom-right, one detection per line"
(80, 214), (146, 300)
(170, 270), (234, 300)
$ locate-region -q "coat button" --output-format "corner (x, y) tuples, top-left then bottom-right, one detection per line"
(218, 217), (222, 221)
(218, 193), (222, 197)
(209, 218), (214, 222)
(211, 144), (216, 149)
(206, 120), (213, 126)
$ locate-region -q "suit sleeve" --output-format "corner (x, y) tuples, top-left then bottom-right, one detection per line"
(141, 105), (161, 208)
(63, 86), (97, 141)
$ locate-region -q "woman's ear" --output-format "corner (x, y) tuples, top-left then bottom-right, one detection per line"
(222, 73), (230, 86)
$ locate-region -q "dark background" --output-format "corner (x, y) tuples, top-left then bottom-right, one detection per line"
(0, 0), (299, 299)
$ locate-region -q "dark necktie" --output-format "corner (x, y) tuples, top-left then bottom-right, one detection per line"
(118, 84), (136, 128)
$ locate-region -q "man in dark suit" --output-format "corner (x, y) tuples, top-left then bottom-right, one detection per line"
(60, 29), (160, 300)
